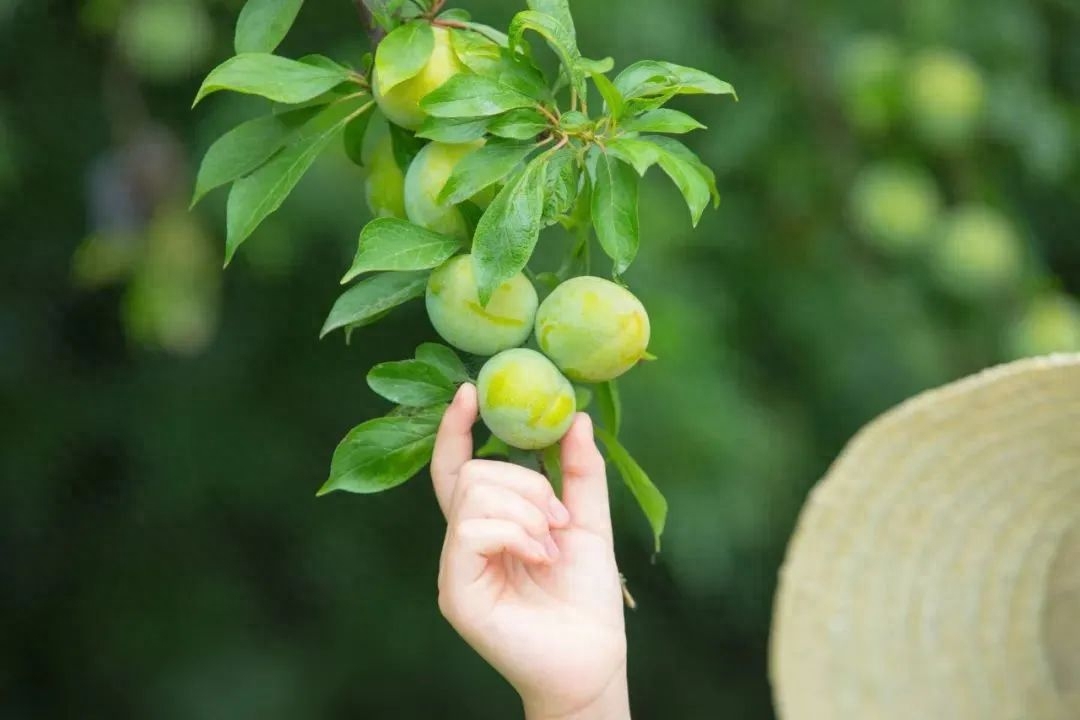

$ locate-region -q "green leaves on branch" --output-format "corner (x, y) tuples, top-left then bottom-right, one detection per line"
(320, 271), (428, 338)
(193, 54), (352, 106)
(374, 21), (435, 93)
(509, 10), (584, 99)
(420, 75), (536, 118)
(614, 60), (737, 114)
(342, 219), (461, 283)
(606, 136), (718, 227)
(235, 0), (304, 54)
(591, 152), (640, 275)
(439, 140), (535, 205)
(622, 108), (706, 134)
(368, 360), (456, 406)
(595, 428), (667, 552)
(415, 343), (470, 384)
(472, 155), (546, 305)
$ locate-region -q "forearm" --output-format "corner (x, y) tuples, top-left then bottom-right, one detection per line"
(522, 665), (631, 720)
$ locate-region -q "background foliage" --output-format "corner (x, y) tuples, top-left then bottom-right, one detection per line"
(3, 0), (1078, 717)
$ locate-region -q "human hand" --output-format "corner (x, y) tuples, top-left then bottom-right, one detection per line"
(431, 383), (631, 720)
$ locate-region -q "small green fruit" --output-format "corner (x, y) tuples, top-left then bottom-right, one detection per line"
(372, 25), (465, 131)
(850, 162), (941, 255)
(1007, 293), (1080, 359)
(426, 255), (538, 356)
(906, 48), (986, 147)
(362, 117), (406, 219)
(535, 276), (651, 383)
(478, 348), (577, 450)
(404, 140), (488, 240)
(931, 205), (1025, 299)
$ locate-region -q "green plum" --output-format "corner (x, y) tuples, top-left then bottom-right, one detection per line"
(1007, 293), (1080, 358)
(535, 276), (651, 383)
(372, 25), (465, 130)
(426, 254), (538, 356)
(362, 116), (406, 219)
(850, 162), (942, 255)
(906, 48), (986, 147)
(931, 205), (1025, 298)
(478, 348), (577, 450)
(404, 140), (488, 240)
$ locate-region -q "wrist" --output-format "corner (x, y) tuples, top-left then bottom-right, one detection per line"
(522, 664), (631, 720)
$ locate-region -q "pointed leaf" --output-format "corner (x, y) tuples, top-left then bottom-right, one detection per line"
(420, 74), (536, 118)
(595, 380), (622, 435)
(614, 60), (736, 100)
(193, 54), (351, 106)
(343, 219), (461, 283)
(416, 116), (491, 143)
(343, 110), (373, 167)
(591, 72), (624, 119)
(606, 137), (660, 176)
(235, 0), (305, 54)
(415, 343), (470, 383)
(439, 139), (535, 205)
(651, 141), (709, 226)
(595, 428), (667, 552)
(488, 108), (548, 140)
(368, 359), (456, 406)
(647, 135), (720, 208)
(191, 108), (316, 206)
(320, 271), (429, 338)
(541, 146), (578, 226)
(509, 10), (584, 99)
(374, 21), (435, 94)
(225, 99), (365, 262)
(591, 153), (639, 275)
(622, 108), (705, 134)
(472, 155), (546, 305)
(319, 406), (444, 495)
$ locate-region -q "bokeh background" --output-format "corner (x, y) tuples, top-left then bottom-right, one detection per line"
(3, 0), (1079, 717)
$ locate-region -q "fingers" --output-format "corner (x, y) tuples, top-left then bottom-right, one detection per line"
(431, 383), (478, 517)
(560, 413), (613, 541)
(441, 519), (556, 595)
(451, 459), (570, 528)
(455, 483), (555, 544)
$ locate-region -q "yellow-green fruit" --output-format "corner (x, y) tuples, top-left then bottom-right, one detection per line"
(835, 34), (903, 135)
(850, 162), (941, 255)
(1007, 293), (1080, 358)
(405, 140), (487, 240)
(931, 205), (1025, 298)
(372, 26), (465, 130)
(535, 276), (651, 383)
(906, 48), (986, 147)
(426, 254), (538, 356)
(478, 348), (577, 450)
(362, 118), (406, 219)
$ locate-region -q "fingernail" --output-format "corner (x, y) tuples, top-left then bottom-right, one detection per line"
(548, 497), (570, 525)
(543, 534), (560, 561)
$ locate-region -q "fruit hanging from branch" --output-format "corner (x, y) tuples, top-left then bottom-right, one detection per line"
(190, 0), (736, 552)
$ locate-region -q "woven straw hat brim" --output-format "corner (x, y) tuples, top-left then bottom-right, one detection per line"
(770, 353), (1080, 720)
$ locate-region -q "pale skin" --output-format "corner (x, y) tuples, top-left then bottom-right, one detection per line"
(431, 383), (632, 720)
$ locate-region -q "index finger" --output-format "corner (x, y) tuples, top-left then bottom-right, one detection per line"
(431, 383), (478, 517)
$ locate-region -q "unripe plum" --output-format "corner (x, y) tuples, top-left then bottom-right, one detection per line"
(372, 26), (465, 131)
(1007, 293), (1080, 359)
(478, 348), (577, 450)
(362, 117), (406, 219)
(850, 162), (941, 255)
(906, 49), (985, 147)
(535, 276), (651, 383)
(931, 205), (1025, 298)
(426, 254), (538, 356)
(405, 140), (489, 240)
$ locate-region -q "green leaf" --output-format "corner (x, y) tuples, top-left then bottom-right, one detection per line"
(476, 434), (510, 458)
(193, 54), (352, 106)
(591, 153), (639, 275)
(622, 108), (705, 134)
(342, 218), (461, 283)
(526, 0), (577, 41)
(362, 0), (405, 31)
(439, 139), (535, 205)
(438, 8), (470, 22)
(541, 146), (578, 226)
(606, 137), (660, 176)
(320, 271), (428, 338)
(595, 380), (622, 435)
(191, 108), (316, 206)
(343, 110), (373, 167)
(595, 428), (667, 552)
(591, 72), (624, 119)
(449, 30), (549, 100)
(488, 108), (549, 140)
(225, 99), (367, 263)
(509, 10), (584, 99)
(614, 60), (736, 100)
(578, 56), (615, 75)
(388, 122), (424, 171)
(648, 135), (720, 209)
(374, 21), (435, 94)
(235, 0), (305, 54)
(651, 141), (710, 226)
(368, 360), (456, 406)
(472, 155), (546, 305)
(415, 343), (469, 383)
(458, 21), (510, 47)
(573, 385), (593, 409)
(541, 443), (562, 490)
(415, 116), (491, 143)
(319, 406), (445, 495)
(558, 110), (589, 132)
(420, 74), (536, 118)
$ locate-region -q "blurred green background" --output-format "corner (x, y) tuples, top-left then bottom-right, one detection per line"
(3, 0), (1079, 717)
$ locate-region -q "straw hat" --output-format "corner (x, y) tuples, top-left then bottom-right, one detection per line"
(770, 353), (1080, 720)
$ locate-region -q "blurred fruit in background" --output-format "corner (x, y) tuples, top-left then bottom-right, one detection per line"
(117, 0), (214, 82)
(1007, 292), (1080, 359)
(849, 162), (941, 256)
(929, 204), (1026, 300)
(905, 48), (986, 149)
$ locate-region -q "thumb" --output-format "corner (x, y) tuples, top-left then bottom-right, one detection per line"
(559, 413), (612, 540)
(431, 383), (477, 518)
